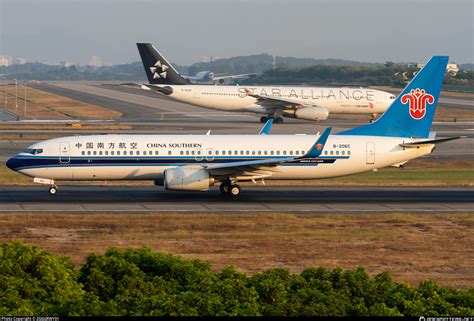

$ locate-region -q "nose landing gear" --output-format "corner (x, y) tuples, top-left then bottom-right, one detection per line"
(48, 185), (58, 196)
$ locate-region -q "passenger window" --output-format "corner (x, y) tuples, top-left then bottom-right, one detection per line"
(111, 151), (115, 155)
(180, 151), (184, 155)
(137, 151), (140, 155)
(186, 150), (189, 155)
(258, 151), (261, 155)
(116, 151), (120, 155)
(105, 151), (108, 156)
(215, 151), (219, 155)
(197, 151), (201, 155)
(283, 151), (287, 155)
(99, 151), (103, 155)
(155, 151), (159, 155)
(93, 151), (97, 155)
(330, 151), (333, 155)
(252, 151), (255, 155)
(222, 150), (226, 155)
(289, 151), (293, 155)
(336, 150), (339, 155)
(324, 151), (328, 155)
(130, 151), (134, 155)
(81, 151), (85, 155)
(168, 150), (172, 155)
(191, 150), (195, 155)
(123, 151), (127, 155)
(295, 151), (299, 155)
(264, 151), (268, 155)
(270, 151), (274, 155)
(342, 151), (345, 155)
(246, 151), (249, 155)
(348, 151), (351, 155)
(276, 151), (280, 155)
(240, 151), (244, 155)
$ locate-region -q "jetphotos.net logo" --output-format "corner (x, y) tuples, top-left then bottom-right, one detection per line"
(419, 316), (474, 321)
(401, 88), (435, 120)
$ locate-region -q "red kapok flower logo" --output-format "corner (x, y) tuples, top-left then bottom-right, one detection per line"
(400, 88), (435, 120)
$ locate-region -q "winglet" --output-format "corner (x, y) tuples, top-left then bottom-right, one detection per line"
(302, 127), (332, 158)
(258, 118), (273, 135)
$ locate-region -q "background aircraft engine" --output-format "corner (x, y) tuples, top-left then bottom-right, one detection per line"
(163, 167), (214, 191)
(294, 106), (329, 121)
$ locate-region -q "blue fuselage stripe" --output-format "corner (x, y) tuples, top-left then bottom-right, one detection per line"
(9, 155), (346, 171)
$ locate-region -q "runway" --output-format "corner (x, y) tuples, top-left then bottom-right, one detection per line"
(0, 186), (472, 213)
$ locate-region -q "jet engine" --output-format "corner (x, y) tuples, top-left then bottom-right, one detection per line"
(288, 106), (329, 121)
(163, 167), (214, 191)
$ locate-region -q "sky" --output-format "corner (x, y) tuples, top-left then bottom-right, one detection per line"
(0, 0), (473, 65)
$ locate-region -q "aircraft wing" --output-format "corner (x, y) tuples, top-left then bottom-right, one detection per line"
(213, 73), (259, 81)
(244, 88), (318, 111)
(204, 128), (332, 178)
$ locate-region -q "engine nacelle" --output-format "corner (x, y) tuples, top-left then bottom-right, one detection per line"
(163, 167), (214, 191)
(292, 106), (329, 121)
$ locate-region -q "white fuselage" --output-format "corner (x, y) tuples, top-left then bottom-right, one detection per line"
(156, 85), (394, 115)
(9, 134), (433, 182)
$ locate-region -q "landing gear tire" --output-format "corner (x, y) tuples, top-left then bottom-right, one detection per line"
(370, 113), (378, 123)
(228, 184), (241, 197)
(49, 185), (57, 196)
(260, 116), (268, 123)
(219, 182), (229, 194)
(275, 117), (284, 124)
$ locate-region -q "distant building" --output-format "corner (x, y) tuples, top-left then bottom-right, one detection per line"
(88, 55), (103, 67)
(60, 60), (74, 67)
(0, 56), (12, 66)
(417, 62), (459, 76)
(14, 57), (28, 65)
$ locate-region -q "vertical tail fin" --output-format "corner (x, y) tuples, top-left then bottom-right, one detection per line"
(136, 43), (188, 85)
(339, 56), (448, 138)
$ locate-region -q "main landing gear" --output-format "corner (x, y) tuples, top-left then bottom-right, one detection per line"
(260, 116), (284, 124)
(219, 181), (241, 197)
(370, 113), (378, 123)
(49, 185), (58, 196)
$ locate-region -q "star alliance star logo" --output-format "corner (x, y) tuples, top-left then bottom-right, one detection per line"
(149, 60), (169, 79)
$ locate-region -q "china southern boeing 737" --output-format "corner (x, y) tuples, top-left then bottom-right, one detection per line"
(6, 56), (458, 197)
(136, 43), (395, 123)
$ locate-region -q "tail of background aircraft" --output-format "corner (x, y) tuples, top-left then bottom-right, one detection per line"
(136, 43), (188, 85)
(339, 56), (448, 138)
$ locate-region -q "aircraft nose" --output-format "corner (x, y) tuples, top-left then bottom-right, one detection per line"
(6, 157), (18, 171)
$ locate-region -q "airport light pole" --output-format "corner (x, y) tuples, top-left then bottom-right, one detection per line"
(1, 76), (6, 110)
(24, 81), (27, 117)
(14, 78), (18, 114)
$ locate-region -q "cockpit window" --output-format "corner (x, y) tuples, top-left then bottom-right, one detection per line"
(25, 148), (43, 155)
(390, 95), (396, 99)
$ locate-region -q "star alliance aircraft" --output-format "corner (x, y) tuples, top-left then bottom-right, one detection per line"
(7, 56), (458, 197)
(136, 43), (395, 123)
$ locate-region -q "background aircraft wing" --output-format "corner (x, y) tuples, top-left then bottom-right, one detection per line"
(245, 89), (319, 111)
(213, 73), (259, 81)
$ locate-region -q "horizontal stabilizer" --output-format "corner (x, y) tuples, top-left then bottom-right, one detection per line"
(400, 136), (462, 148)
